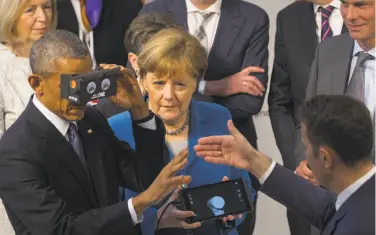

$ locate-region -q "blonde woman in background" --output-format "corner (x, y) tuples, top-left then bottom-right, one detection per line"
(0, 0), (56, 233)
(0, 0), (56, 137)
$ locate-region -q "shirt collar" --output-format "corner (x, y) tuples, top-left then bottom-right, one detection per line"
(186, 0), (222, 14)
(353, 40), (376, 57)
(314, 0), (341, 13)
(32, 95), (72, 137)
(335, 166), (376, 210)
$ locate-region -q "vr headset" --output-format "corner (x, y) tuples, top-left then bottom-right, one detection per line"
(60, 67), (122, 106)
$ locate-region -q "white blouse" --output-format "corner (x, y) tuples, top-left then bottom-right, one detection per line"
(0, 45), (33, 137)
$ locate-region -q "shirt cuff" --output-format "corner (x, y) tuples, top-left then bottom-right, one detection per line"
(137, 116), (156, 130)
(128, 198), (144, 225)
(198, 81), (206, 94)
(259, 161), (276, 185)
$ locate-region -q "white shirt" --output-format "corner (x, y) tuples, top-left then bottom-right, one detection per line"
(335, 166), (375, 210)
(348, 41), (375, 117)
(261, 162), (375, 211)
(314, 0), (343, 42)
(70, 0), (97, 69)
(32, 95), (154, 225)
(185, 0), (222, 94)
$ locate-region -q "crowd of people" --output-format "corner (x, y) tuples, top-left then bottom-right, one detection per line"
(0, 0), (374, 235)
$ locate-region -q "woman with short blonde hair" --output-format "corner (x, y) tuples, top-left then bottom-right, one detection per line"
(109, 28), (255, 235)
(0, 2), (56, 231)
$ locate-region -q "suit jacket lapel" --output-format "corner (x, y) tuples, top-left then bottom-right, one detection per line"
(209, 0), (244, 59)
(331, 34), (353, 94)
(186, 100), (205, 175)
(169, 0), (188, 31)
(77, 119), (109, 206)
(27, 101), (99, 207)
(298, 3), (318, 63)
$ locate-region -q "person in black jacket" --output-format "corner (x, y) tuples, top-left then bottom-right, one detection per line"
(56, 0), (143, 67)
(0, 30), (191, 235)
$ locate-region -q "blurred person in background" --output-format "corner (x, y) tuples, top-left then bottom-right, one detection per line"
(96, 13), (179, 118)
(56, 0), (143, 68)
(296, 0), (375, 185)
(108, 28), (255, 235)
(268, 0), (347, 234)
(0, 1), (56, 232)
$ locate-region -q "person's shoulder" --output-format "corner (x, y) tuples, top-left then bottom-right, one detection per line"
(0, 113), (35, 153)
(278, 0), (312, 17)
(233, 0), (267, 18)
(108, 110), (132, 128)
(193, 100), (231, 120)
(317, 33), (352, 52)
(141, 0), (173, 11)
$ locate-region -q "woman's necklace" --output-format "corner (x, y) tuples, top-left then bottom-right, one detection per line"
(165, 110), (190, 136)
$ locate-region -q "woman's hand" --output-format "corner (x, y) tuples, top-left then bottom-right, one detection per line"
(220, 176), (242, 223)
(157, 187), (202, 230)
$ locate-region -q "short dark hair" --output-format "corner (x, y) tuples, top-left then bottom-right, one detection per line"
(30, 30), (90, 77)
(124, 13), (178, 55)
(300, 95), (374, 166)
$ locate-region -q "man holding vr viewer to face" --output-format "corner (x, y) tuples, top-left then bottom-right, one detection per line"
(0, 30), (192, 235)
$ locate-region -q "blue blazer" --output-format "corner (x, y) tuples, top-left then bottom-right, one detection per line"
(109, 99), (255, 235)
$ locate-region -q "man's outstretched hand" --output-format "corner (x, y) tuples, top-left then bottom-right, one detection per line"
(194, 120), (272, 179)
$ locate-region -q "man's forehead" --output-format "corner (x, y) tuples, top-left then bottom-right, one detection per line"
(55, 57), (93, 75)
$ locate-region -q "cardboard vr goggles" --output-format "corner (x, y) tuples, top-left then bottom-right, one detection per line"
(60, 67), (122, 106)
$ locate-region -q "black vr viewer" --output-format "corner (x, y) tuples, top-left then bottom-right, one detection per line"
(60, 67), (122, 106)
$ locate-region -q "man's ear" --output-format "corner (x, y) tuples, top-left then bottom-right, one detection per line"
(319, 146), (335, 169)
(28, 74), (43, 95)
(128, 53), (139, 73)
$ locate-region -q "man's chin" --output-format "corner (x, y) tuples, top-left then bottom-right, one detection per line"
(64, 110), (85, 121)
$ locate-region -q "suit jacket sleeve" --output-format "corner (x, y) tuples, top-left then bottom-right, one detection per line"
(215, 10), (269, 119)
(0, 150), (138, 235)
(268, 12), (298, 170)
(261, 164), (336, 230)
(96, 110), (166, 192)
(306, 44), (320, 99)
(292, 43), (322, 166)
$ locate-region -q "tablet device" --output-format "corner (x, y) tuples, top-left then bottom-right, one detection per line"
(178, 178), (252, 223)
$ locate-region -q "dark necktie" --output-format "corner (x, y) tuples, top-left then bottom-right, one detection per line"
(320, 5), (335, 41)
(67, 123), (90, 176)
(345, 51), (375, 102)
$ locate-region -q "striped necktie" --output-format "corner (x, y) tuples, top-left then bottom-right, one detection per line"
(193, 12), (215, 53)
(320, 5), (335, 41)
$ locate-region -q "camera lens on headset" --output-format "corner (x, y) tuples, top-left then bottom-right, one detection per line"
(101, 78), (111, 91)
(87, 82), (96, 94)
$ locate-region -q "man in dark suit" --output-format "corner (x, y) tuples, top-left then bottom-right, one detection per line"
(56, 0), (143, 67)
(296, 0), (375, 181)
(0, 30), (191, 235)
(268, 0), (348, 234)
(139, 1), (269, 233)
(195, 95), (375, 235)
